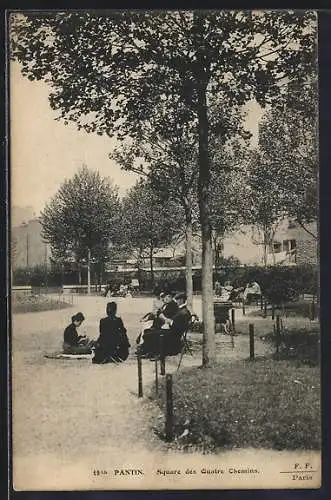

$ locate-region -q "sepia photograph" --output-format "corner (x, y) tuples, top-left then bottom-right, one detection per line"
(9, 9), (320, 491)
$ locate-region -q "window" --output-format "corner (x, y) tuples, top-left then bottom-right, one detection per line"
(273, 242), (281, 253)
(283, 239), (297, 252)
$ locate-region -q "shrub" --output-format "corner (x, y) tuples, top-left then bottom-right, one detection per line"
(12, 293), (72, 313)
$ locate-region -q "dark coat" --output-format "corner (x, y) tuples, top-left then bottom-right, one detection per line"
(169, 305), (192, 338)
(63, 323), (82, 346)
(93, 316), (130, 363)
(141, 305), (191, 356)
(153, 300), (179, 328)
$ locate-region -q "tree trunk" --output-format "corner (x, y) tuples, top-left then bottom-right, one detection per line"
(196, 65), (215, 366)
(185, 214), (193, 311)
(262, 231), (268, 268)
(87, 248), (91, 294)
(78, 263), (82, 285)
(149, 246), (154, 289)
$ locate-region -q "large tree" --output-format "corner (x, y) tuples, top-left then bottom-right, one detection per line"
(11, 10), (316, 365)
(121, 180), (183, 287)
(41, 165), (120, 292)
(112, 99), (198, 310)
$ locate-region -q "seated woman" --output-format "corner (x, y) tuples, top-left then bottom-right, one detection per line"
(137, 293), (190, 358)
(136, 291), (178, 347)
(136, 291), (165, 345)
(93, 302), (130, 364)
(63, 312), (94, 354)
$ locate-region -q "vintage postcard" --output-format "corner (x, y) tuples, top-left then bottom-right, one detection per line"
(9, 9), (321, 490)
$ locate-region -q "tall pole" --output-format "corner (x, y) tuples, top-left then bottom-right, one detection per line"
(87, 248), (91, 295)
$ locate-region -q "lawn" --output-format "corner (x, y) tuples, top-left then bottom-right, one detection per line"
(153, 358), (320, 452)
(12, 293), (73, 313)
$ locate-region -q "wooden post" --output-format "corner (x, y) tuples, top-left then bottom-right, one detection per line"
(275, 315), (281, 354)
(263, 299), (267, 318)
(160, 334), (166, 375)
(137, 356), (143, 398)
(249, 324), (255, 360)
(260, 295), (263, 310)
(155, 359), (159, 396)
(271, 303), (275, 320)
(231, 308), (235, 332)
(310, 299), (316, 321)
(165, 374), (173, 442)
(242, 298), (246, 316)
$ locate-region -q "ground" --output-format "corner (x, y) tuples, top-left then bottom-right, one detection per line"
(12, 295), (321, 490)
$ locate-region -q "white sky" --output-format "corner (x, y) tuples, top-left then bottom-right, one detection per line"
(10, 61), (264, 215)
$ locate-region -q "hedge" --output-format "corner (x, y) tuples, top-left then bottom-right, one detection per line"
(13, 264), (318, 304)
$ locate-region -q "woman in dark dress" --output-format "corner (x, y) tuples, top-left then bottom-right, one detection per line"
(93, 302), (130, 364)
(63, 312), (94, 354)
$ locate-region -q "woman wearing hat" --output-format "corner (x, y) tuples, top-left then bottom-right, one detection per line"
(63, 312), (94, 354)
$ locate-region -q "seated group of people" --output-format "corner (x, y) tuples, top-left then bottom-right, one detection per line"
(63, 302), (130, 364)
(62, 291), (191, 363)
(136, 290), (191, 359)
(214, 280), (262, 304)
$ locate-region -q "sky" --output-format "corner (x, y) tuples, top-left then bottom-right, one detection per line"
(10, 60), (264, 216)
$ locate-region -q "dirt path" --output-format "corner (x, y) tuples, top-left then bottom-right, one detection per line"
(12, 296), (320, 490)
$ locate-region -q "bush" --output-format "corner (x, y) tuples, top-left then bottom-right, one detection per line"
(154, 360), (320, 452)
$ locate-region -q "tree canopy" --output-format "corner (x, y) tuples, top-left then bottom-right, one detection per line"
(258, 77), (318, 237)
(121, 180), (183, 286)
(41, 165), (120, 266)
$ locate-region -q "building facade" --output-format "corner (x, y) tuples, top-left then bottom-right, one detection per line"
(12, 218), (51, 270)
(222, 220), (318, 266)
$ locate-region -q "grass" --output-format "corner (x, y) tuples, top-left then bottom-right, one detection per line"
(262, 326), (320, 366)
(154, 358), (320, 452)
(12, 293), (72, 314)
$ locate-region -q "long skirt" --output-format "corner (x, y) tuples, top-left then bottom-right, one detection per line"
(62, 339), (94, 355)
(92, 343), (129, 364)
(139, 329), (183, 356)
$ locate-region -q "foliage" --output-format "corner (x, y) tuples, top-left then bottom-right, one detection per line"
(258, 77), (318, 235)
(244, 149), (287, 266)
(209, 138), (252, 265)
(40, 166), (120, 266)
(11, 11), (316, 135)
(154, 359), (320, 451)
(120, 180), (183, 282)
(213, 264), (318, 301)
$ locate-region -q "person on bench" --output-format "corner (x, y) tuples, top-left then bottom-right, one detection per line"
(137, 290), (178, 345)
(137, 292), (191, 358)
(63, 312), (94, 354)
(93, 302), (130, 364)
